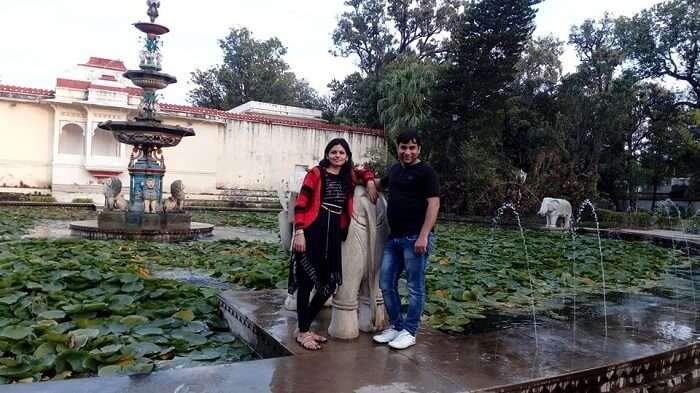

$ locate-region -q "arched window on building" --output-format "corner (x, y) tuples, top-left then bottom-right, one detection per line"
(58, 123), (85, 155)
(91, 128), (119, 157)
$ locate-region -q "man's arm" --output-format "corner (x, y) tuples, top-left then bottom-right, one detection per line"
(415, 197), (439, 255)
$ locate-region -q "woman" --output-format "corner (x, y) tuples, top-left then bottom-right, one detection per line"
(291, 138), (377, 350)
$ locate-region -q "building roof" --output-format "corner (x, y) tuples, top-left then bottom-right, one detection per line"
(0, 83), (383, 136)
(0, 84), (54, 98)
(80, 57), (127, 72)
(160, 104), (383, 136)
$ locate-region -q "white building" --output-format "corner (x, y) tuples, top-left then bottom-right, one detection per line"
(0, 57), (384, 203)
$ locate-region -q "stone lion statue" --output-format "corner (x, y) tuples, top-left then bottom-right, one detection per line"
(103, 177), (122, 211)
(538, 197), (572, 229)
(142, 177), (159, 213)
(163, 180), (185, 212)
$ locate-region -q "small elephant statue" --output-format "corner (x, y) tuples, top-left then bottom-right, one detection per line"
(538, 197), (572, 229)
(142, 177), (159, 213)
(103, 177), (122, 211)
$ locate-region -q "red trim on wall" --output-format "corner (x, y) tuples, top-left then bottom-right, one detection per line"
(56, 78), (143, 96)
(0, 84), (54, 97)
(1, 82), (383, 136)
(160, 103), (384, 136)
(88, 170), (123, 179)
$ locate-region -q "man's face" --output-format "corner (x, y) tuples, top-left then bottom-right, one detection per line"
(397, 140), (420, 165)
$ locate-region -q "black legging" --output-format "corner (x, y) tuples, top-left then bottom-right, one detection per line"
(296, 268), (332, 332)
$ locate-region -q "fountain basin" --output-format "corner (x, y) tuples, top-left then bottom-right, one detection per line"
(123, 69), (176, 90)
(70, 219), (213, 242)
(99, 119), (194, 147)
(134, 22), (170, 35)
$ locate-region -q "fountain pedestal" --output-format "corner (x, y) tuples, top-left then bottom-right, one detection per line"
(68, 0), (212, 242)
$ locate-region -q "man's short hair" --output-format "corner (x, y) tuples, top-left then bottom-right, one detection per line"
(396, 128), (422, 146)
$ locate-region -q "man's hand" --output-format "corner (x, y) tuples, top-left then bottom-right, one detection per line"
(366, 180), (379, 204)
(414, 234), (429, 255)
(292, 232), (306, 253)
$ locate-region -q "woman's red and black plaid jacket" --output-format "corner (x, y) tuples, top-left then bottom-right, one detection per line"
(293, 166), (375, 235)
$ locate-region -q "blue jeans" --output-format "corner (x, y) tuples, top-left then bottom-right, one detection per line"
(379, 233), (434, 336)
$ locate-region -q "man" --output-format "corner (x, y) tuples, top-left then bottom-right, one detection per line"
(372, 128), (440, 349)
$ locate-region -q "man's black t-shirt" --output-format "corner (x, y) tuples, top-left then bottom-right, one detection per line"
(381, 161), (439, 237)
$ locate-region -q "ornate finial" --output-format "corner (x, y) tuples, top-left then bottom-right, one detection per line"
(147, 0), (160, 23)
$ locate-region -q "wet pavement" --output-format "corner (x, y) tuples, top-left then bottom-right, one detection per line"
(218, 289), (700, 390)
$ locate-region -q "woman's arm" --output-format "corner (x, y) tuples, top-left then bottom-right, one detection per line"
(353, 167), (378, 203)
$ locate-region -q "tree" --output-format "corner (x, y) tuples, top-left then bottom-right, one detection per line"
(429, 0), (540, 213)
(188, 27), (321, 110)
(332, 0), (460, 75)
(377, 58), (438, 142)
(617, 0), (700, 108)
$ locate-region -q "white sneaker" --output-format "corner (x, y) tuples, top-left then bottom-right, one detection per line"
(388, 330), (416, 349)
(372, 328), (400, 344)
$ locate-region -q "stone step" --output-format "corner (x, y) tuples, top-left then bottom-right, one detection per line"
(218, 189), (278, 198)
(186, 199), (280, 209)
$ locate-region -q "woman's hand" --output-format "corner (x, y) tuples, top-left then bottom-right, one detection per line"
(293, 231), (306, 253)
(366, 180), (379, 204)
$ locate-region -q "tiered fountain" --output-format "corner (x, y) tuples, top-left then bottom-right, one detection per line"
(70, 0), (213, 241)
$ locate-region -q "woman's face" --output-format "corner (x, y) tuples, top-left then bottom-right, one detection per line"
(327, 144), (348, 167)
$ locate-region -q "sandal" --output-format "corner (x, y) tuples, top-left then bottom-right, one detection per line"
(296, 332), (321, 350)
(309, 331), (327, 343)
(294, 328), (327, 343)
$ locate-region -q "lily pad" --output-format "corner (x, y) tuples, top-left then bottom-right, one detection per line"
(172, 310), (194, 322)
(38, 310), (66, 320)
(119, 315), (149, 328)
(0, 325), (33, 340)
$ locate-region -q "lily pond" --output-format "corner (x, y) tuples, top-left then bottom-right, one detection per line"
(0, 206), (696, 383)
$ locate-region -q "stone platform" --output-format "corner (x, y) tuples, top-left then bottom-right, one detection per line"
(69, 220), (214, 242)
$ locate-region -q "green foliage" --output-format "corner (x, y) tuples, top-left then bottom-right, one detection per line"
(28, 195), (56, 203)
(0, 207), (97, 240)
(378, 59), (439, 142)
(617, 0), (700, 108)
(0, 240), (255, 383)
(188, 27), (321, 110)
(425, 222), (686, 331)
(331, 0), (459, 75)
(580, 209), (655, 229)
(70, 199), (94, 204)
(189, 210), (278, 231)
(687, 217), (700, 234)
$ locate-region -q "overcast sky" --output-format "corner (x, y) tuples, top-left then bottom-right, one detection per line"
(0, 0), (664, 105)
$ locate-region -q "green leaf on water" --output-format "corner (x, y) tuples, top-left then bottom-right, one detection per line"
(172, 310), (194, 322)
(0, 325), (33, 340)
(119, 315), (149, 328)
(38, 310), (66, 320)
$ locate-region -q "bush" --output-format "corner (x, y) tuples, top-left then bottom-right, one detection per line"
(28, 195), (56, 203)
(580, 209), (655, 229)
(71, 198), (94, 204)
(0, 193), (30, 201)
(687, 217), (700, 234)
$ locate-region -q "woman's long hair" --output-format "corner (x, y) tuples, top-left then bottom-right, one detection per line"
(319, 138), (354, 195)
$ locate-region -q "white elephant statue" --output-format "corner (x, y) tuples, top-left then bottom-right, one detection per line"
(538, 197), (572, 229)
(328, 185), (389, 339)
